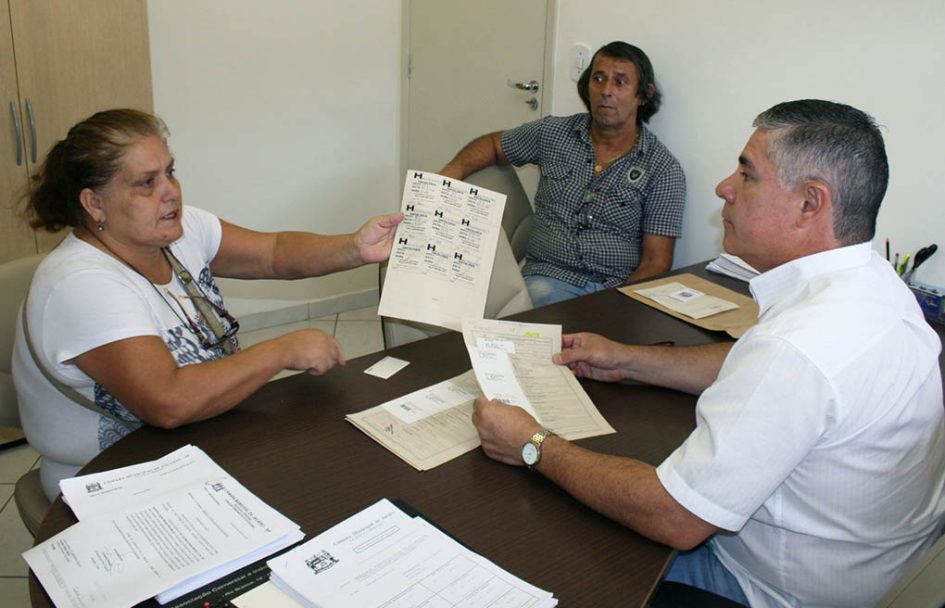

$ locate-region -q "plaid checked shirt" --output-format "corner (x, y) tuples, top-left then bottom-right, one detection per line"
(501, 113), (686, 288)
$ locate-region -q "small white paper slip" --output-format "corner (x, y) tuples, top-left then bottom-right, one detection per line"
(364, 356), (410, 379)
(669, 287), (704, 302)
(634, 281), (739, 319)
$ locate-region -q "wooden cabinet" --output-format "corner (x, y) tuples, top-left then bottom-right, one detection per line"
(1, 0), (153, 263)
(0, 2), (32, 262)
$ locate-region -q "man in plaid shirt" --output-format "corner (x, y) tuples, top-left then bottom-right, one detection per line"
(440, 41), (686, 306)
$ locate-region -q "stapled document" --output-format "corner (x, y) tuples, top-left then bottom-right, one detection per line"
(267, 498), (557, 608)
(26, 445), (302, 608)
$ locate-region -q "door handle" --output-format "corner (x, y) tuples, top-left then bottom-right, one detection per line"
(507, 79), (539, 93)
(25, 97), (37, 163)
(9, 100), (23, 166)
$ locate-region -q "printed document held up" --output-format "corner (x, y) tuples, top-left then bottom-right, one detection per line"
(378, 170), (506, 331)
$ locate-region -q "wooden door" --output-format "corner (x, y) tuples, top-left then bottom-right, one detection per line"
(7, 0), (153, 255)
(406, 0), (549, 195)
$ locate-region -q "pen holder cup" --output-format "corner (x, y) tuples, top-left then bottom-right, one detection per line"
(910, 282), (945, 325)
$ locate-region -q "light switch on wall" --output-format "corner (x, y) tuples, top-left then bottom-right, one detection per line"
(569, 43), (591, 81)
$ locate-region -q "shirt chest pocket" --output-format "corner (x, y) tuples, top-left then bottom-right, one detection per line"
(536, 162), (577, 214)
(593, 180), (646, 234)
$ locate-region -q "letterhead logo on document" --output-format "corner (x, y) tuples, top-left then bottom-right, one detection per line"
(306, 550), (340, 575)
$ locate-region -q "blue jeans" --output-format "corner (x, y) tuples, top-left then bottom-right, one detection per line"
(664, 543), (750, 605)
(525, 275), (605, 307)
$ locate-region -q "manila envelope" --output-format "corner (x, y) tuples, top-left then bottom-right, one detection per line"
(618, 273), (758, 338)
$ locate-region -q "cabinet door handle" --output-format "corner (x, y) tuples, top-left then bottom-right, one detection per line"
(25, 97), (37, 163)
(9, 100), (23, 166)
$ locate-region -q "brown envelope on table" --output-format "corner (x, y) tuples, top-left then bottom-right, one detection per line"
(618, 273), (759, 339)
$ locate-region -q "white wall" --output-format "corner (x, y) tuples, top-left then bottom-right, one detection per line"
(553, 0), (945, 286)
(147, 1), (402, 317)
(148, 0), (945, 321)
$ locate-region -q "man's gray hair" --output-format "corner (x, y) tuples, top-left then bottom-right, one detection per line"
(753, 100), (888, 245)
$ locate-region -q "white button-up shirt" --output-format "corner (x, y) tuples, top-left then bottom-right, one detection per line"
(657, 243), (945, 607)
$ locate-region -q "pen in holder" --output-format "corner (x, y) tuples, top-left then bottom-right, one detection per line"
(897, 254), (911, 278)
(900, 243), (938, 286)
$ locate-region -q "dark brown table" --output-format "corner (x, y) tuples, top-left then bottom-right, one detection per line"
(24, 265), (756, 607)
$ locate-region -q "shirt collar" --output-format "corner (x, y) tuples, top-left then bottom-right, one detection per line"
(748, 242), (874, 315)
(575, 114), (651, 157)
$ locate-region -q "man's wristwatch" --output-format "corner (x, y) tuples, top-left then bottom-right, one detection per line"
(521, 429), (554, 468)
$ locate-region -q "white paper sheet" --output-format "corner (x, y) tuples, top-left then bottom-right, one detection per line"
(60, 444), (224, 518)
(462, 318), (615, 441)
(378, 170), (507, 331)
(232, 581), (303, 608)
(633, 281), (739, 319)
(346, 370), (483, 470)
(467, 346), (540, 421)
(267, 498), (556, 608)
(363, 356), (410, 379)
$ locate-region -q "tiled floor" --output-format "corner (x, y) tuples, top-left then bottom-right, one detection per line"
(0, 306), (384, 607)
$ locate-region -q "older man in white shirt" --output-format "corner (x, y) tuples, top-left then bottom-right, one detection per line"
(471, 99), (945, 607)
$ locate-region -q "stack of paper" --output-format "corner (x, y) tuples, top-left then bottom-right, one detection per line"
(267, 498), (557, 608)
(706, 253), (759, 282)
(24, 445), (303, 608)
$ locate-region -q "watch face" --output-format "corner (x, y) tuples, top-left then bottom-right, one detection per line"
(522, 442), (540, 466)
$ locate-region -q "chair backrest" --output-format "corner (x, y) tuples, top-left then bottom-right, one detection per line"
(875, 530), (945, 608)
(0, 253), (45, 427)
(464, 165), (534, 264)
(381, 165), (535, 348)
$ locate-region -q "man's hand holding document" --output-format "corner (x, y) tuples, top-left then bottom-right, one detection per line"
(347, 319), (614, 471)
(23, 445), (303, 608)
(462, 318), (615, 442)
(378, 170), (507, 331)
